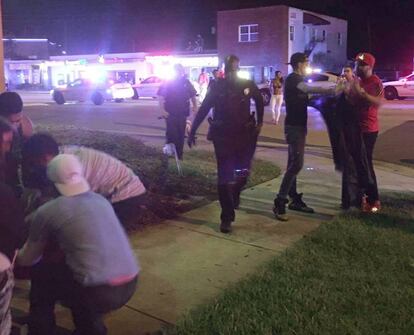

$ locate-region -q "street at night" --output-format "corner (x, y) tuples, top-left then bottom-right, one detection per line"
(1, 1), (414, 334)
(22, 92), (414, 168)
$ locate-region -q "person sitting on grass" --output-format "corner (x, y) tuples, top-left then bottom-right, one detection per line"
(21, 133), (146, 227)
(17, 154), (139, 335)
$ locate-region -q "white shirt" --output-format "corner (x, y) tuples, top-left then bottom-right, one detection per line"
(60, 145), (146, 203)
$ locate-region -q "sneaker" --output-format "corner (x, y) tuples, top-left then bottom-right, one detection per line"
(363, 200), (381, 213)
(220, 221), (232, 233)
(273, 197), (289, 221)
(288, 193), (315, 213)
(371, 200), (381, 213)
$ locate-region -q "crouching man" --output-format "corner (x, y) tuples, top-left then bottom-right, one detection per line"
(18, 154), (139, 335)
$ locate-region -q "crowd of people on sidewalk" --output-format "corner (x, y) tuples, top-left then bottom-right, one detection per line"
(0, 48), (383, 334)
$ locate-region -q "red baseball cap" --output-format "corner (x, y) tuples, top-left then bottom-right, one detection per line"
(355, 52), (375, 68)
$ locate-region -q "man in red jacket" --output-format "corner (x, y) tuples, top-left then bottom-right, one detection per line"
(352, 52), (383, 212)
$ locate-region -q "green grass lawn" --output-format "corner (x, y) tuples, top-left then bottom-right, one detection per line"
(169, 193), (414, 335)
(35, 126), (280, 229)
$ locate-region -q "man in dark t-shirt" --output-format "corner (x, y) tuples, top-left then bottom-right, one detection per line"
(273, 53), (336, 221)
(157, 64), (198, 160)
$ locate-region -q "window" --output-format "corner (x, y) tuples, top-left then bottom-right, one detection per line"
(337, 33), (342, 45)
(238, 24), (259, 42)
(141, 77), (160, 84)
(312, 28), (317, 40)
(69, 79), (84, 87)
(322, 30), (326, 41)
(289, 26), (295, 41)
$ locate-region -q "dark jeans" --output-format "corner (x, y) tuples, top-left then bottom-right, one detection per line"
(213, 132), (258, 221)
(29, 262), (137, 335)
(166, 114), (187, 160)
(362, 131), (379, 202)
(277, 126), (306, 200)
(341, 122), (376, 208)
(112, 194), (146, 229)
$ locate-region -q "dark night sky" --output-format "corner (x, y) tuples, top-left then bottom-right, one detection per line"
(3, 0), (414, 70)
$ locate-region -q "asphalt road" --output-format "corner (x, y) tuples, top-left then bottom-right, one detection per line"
(19, 91), (414, 168)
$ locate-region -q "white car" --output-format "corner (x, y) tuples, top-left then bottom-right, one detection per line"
(383, 73), (414, 100)
(52, 79), (134, 105)
(132, 76), (164, 99)
(132, 76), (200, 100)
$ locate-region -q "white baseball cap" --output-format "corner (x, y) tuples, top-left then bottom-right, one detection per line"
(47, 154), (90, 197)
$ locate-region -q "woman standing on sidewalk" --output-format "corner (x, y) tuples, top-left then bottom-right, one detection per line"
(270, 71), (284, 124)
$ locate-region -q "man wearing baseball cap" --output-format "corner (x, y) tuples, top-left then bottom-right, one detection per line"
(273, 52), (338, 221)
(353, 52), (383, 212)
(18, 154), (139, 335)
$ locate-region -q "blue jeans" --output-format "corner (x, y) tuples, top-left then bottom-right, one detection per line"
(277, 126), (307, 200)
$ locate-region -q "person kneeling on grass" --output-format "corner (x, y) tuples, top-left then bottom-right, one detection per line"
(21, 133), (146, 227)
(17, 154), (139, 335)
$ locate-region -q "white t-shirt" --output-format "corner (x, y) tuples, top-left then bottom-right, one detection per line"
(60, 145), (146, 203)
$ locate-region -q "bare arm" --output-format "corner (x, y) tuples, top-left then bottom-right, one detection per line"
(297, 82), (336, 95)
(351, 81), (383, 107)
(17, 240), (46, 266)
(360, 89), (383, 106)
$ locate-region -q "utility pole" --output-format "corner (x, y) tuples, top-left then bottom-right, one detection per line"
(0, 1), (5, 92)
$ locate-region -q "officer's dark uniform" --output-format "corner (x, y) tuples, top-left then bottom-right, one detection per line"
(189, 56), (264, 233)
(158, 73), (197, 160)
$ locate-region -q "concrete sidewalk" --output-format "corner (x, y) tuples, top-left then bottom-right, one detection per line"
(11, 144), (414, 335)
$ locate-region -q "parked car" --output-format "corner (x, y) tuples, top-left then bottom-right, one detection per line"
(132, 76), (163, 99)
(132, 76), (200, 100)
(383, 73), (414, 100)
(51, 78), (134, 105)
(305, 71), (339, 89)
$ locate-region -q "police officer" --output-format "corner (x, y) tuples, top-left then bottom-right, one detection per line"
(158, 64), (198, 160)
(187, 55), (264, 233)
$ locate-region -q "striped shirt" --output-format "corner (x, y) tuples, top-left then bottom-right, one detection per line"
(0, 255), (13, 335)
(60, 145), (146, 203)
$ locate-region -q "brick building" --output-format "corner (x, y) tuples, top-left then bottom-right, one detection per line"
(217, 5), (348, 82)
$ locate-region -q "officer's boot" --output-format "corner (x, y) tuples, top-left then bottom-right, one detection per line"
(233, 176), (248, 209)
(273, 196), (289, 221)
(218, 184), (235, 233)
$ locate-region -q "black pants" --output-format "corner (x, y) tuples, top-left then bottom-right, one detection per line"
(213, 132), (257, 222)
(29, 262), (137, 335)
(363, 131), (379, 202)
(112, 194), (146, 229)
(166, 114), (187, 160)
(340, 120), (376, 207)
(277, 126), (306, 200)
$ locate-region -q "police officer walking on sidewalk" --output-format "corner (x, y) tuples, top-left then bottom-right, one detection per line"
(273, 52), (338, 221)
(188, 55), (264, 233)
(158, 64), (198, 160)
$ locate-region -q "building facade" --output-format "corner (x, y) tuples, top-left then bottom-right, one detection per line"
(217, 5), (348, 82)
